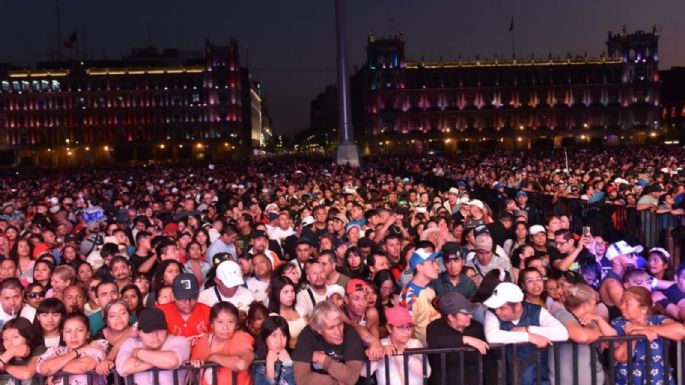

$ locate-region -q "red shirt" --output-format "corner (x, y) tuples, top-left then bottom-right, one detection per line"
(157, 302), (211, 338)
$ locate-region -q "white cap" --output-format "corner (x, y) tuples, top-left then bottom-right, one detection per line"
(300, 215), (315, 227)
(49, 197), (59, 205)
(457, 197), (470, 205)
(326, 284), (345, 299)
(468, 199), (485, 210)
(529, 225), (546, 236)
(606, 241), (644, 261)
(484, 282), (524, 309)
(343, 187), (357, 195)
(614, 178), (630, 185)
(216, 261), (244, 288)
(448, 187), (459, 195)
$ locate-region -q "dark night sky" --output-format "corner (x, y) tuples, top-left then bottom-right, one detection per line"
(1, 1), (684, 137)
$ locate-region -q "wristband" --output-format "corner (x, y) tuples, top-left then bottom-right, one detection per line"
(651, 278), (659, 289)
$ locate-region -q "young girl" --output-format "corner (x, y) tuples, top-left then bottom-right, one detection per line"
(31, 260), (53, 291)
(0, 317), (45, 385)
(267, 276), (306, 349)
(34, 298), (67, 349)
(252, 315), (296, 385)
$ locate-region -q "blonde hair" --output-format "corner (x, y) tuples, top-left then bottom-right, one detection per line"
(52, 265), (77, 285)
(563, 283), (596, 310)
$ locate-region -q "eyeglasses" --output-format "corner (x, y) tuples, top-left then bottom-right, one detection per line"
(393, 324), (414, 332)
(26, 291), (45, 299)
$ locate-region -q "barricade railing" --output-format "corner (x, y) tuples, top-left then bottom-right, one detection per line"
(3, 334), (682, 385)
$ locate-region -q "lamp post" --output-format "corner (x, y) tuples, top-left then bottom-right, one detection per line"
(333, 0), (360, 166)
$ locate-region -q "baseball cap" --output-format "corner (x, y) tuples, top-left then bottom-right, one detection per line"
(474, 235), (493, 252)
(605, 241), (644, 261)
(33, 243), (51, 259)
(251, 230), (269, 241)
(439, 292), (478, 315)
(385, 306), (413, 327)
(441, 242), (465, 261)
(326, 284), (345, 298)
(138, 308), (167, 333)
(172, 273), (199, 300)
(212, 252), (231, 267)
(346, 278), (369, 296)
(300, 215), (315, 227)
(448, 187), (459, 195)
(468, 199), (485, 210)
(529, 225), (546, 236)
(332, 214), (349, 225)
(516, 191), (528, 197)
(484, 282), (524, 309)
(216, 260), (244, 288)
(409, 248), (441, 272)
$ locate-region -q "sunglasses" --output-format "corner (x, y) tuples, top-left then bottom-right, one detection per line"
(26, 291), (45, 299)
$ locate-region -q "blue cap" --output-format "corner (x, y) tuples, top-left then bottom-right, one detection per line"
(409, 248), (441, 272)
(456, 180), (467, 187)
(516, 191), (528, 197)
(495, 183), (504, 189)
(636, 179), (648, 187)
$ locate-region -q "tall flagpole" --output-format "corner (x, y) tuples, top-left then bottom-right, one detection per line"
(510, 16), (516, 59)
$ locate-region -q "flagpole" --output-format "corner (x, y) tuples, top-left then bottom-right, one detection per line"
(511, 17), (516, 59)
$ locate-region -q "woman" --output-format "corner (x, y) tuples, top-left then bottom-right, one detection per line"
(190, 302), (255, 385)
(549, 284), (616, 385)
(611, 287), (685, 385)
(193, 229), (211, 255)
(518, 268), (551, 309)
(0, 317), (45, 385)
(132, 273), (150, 304)
(93, 300), (137, 376)
(147, 260), (184, 307)
(451, 221), (465, 246)
(184, 241), (211, 287)
(84, 278), (102, 316)
(364, 306), (430, 385)
(252, 315), (295, 385)
(31, 260), (54, 290)
(34, 298), (67, 348)
(273, 263), (301, 290)
(647, 247), (673, 281)
(21, 283), (45, 321)
(75, 261), (94, 288)
(343, 247), (369, 279)
(59, 246), (80, 267)
(247, 302), (268, 340)
(373, 269), (398, 310)
(503, 221), (529, 257)
(10, 239), (34, 283)
(346, 225), (361, 247)
(268, 276), (306, 349)
(36, 312), (107, 385)
(120, 284), (144, 317)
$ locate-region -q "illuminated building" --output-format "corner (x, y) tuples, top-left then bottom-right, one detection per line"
(0, 40), (265, 165)
(351, 28), (662, 153)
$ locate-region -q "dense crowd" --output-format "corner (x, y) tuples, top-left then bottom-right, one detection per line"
(0, 146), (683, 385)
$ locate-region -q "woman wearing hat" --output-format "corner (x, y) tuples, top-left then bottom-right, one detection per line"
(363, 306), (430, 385)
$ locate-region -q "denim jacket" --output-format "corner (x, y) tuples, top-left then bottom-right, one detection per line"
(252, 361), (296, 385)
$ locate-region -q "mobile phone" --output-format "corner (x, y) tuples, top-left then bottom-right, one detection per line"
(582, 226), (591, 237)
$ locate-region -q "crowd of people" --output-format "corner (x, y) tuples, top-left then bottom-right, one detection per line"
(0, 145), (682, 385)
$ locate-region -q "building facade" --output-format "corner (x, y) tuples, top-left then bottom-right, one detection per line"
(351, 28), (662, 154)
(0, 40), (264, 166)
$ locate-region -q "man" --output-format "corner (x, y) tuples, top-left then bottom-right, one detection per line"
(636, 184), (664, 211)
(292, 301), (366, 385)
(319, 250), (349, 288)
(116, 308), (191, 385)
(110, 255), (133, 289)
(466, 234), (511, 280)
(206, 225), (238, 262)
(268, 211), (296, 246)
(367, 251), (391, 279)
(312, 205), (329, 238)
(157, 273), (210, 339)
(130, 231), (156, 275)
(483, 282), (568, 385)
(246, 253), (272, 304)
(464, 200), (490, 229)
(431, 243), (477, 298)
(295, 260), (328, 318)
(529, 225), (551, 261)
(235, 213), (255, 253)
(443, 187), (460, 214)
(599, 241), (642, 319)
(246, 230), (281, 268)
(399, 248), (442, 345)
(427, 292), (493, 385)
(550, 229), (591, 272)
(487, 212), (514, 248)
(0, 278), (22, 327)
(156, 239), (179, 261)
(342, 279), (380, 341)
(290, 238), (315, 278)
(328, 214), (348, 240)
(89, 279), (136, 336)
(198, 260), (254, 313)
(515, 191), (541, 225)
(62, 284), (87, 313)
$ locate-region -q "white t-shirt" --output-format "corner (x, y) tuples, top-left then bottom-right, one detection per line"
(246, 277), (270, 305)
(198, 285), (255, 313)
(20, 305), (36, 323)
(295, 287), (328, 318)
(365, 337), (430, 385)
(267, 226), (295, 244)
(0, 306), (17, 328)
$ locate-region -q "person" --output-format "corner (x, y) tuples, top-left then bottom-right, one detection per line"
(252, 315), (296, 385)
(483, 282), (569, 385)
(599, 241), (642, 320)
(93, 300), (137, 376)
(157, 273), (211, 339)
(342, 279), (381, 343)
(0, 317), (45, 385)
(550, 229), (591, 272)
(318, 250), (350, 289)
(46, 265), (77, 300)
(246, 253), (272, 304)
(0, 278), (23, 328)
(294, 261), (328, 318)
(399, 248), (441, 345)
(431, 243), (476, 298)
(247, 302), (269, 339)
(268, 276), (306, 350)
(115, 308), (191, 385)
(364, 306), (431, 385)
(518, 268), (550, 309)
(62, 285), (87, 314)
(198, 261), (255, 314)
(120, 284), (144, 317)
(466, 234), (511, 280)
(292, 301), (365, 385)
(190, 302), (255, 385)
(147, 260), (184, 307)
(654, 262), (685, 320)
(426, 292), (493, 385)
(36, 312), (108, 385)
(184, 241), (211, 287)
(548, 284), (615, 385)
(34, 298), (66, 348)
(88, 279), (135, 337)
(647, 247), (673, 281)
(611, 287), (685, 385)
(19, 283), (45, 323)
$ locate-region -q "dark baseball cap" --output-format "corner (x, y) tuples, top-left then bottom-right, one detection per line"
(138, 308), (167, 333)
(441, 242), (465, 261)
(172, 273), (199, 300)
(251, 230), (269, 241)
(439, 292), (478, 315)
